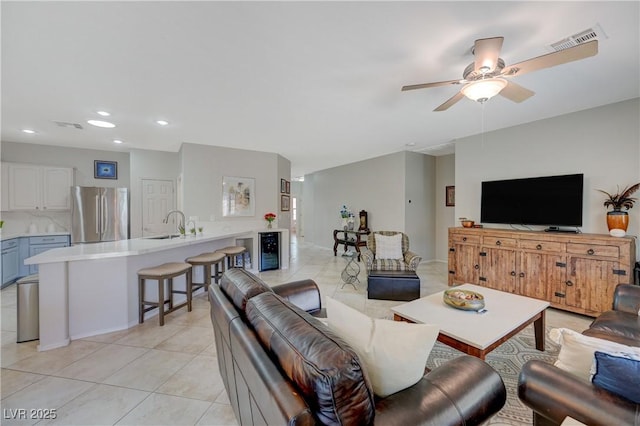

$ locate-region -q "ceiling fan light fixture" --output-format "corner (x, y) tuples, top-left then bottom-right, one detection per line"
(461, 78), (508, 103)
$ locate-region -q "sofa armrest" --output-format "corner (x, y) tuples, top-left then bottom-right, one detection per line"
(374, 355), (506, 425)
(518, 360), (638, 426)
(613, 284), (640, 314)
(272, 279), (322, 315)
(404, 250), (422, 271)
(361, 247), (374, 271)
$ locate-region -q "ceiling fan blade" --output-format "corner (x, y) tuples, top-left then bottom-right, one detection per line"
(474, 37), (504, 73)
(434, 92), (465, 112)
(502, 40), (598, 77)
(499, 81), (535, 103)
(402, 79), (462, 91)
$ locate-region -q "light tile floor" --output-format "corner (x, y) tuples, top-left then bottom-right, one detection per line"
(1, 236), (593, 425)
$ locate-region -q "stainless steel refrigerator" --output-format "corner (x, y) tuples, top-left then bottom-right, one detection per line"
(71, 186), (129, 244)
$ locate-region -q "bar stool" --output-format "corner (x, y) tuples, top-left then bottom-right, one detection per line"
(185, 252), (226, 296)
(138, 262), (192, 326)
(219, 246), (247, 269)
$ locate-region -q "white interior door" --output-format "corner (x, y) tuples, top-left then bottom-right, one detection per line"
(141, 179), (175, 237)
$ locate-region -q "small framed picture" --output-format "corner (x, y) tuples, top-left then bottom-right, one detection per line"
(281, 194), (290, 211)
(446, 185), (455, 207)
(94, 160), (117, 179)
(280, 178), (287, 193)
(285, 180), (290, 194)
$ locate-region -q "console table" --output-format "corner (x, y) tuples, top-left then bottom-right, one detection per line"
(333, 229), (369, 261)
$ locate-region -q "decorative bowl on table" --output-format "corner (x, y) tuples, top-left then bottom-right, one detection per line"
(443, 289), (485, 311)
(460, 220), (475, 228)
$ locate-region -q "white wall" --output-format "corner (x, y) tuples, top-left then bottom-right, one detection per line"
(303, 151), (437, 260)
(455, 98), (640, 247)
(304, 152), (406, 249)
(179, 143), (290, 231)
(277, 155), (292, 231)
(129, 149), (180, 238)
(405, 152), (435, 259)
(435, 154), (455, 262)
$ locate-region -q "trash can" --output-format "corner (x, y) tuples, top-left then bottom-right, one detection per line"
(16, 274), (39, 343)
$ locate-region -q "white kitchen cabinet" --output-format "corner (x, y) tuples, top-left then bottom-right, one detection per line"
(6, 163), (73, 211)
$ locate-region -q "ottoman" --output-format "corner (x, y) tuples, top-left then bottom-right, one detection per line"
(367, 270), (420, 301)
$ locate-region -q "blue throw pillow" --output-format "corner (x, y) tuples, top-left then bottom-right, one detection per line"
(592, 351), (640, 403)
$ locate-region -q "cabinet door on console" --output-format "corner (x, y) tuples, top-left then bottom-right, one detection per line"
(479, 246), (516, 292)
(518, 252), (565, 301)
(448, 233), (480, 285)
(565, 257), (619, 315)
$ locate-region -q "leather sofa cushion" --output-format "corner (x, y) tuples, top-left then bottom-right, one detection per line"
(220, 268), (273, 313)
(246, 292), (376, 425)
(585, 310), (640, 346)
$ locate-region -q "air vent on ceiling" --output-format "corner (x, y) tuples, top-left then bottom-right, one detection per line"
(53, 121), (83, 129)
(549, 23), (607, 52)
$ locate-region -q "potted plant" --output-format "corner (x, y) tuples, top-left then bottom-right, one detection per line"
(597, 183), (639, 233)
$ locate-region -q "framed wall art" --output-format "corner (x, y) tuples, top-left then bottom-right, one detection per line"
(222, 176), (255, 217)
(281, 178), (287, 193)
(94, 160), (117, 179)
(285, 180), (290, 194)
(281, 194), (290, 211)
(446, 185), (455, 207)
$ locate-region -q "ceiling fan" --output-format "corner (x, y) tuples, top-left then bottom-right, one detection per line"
(402, 37), (598, 112)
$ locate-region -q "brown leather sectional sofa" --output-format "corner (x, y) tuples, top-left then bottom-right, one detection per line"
(209, 268), (507, 425)
(518, 284), (640, 426)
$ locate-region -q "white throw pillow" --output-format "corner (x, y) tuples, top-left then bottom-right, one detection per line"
(549, 328), (640, 382)
(374, 233), (403, 260)
(325, 297), (439, 397)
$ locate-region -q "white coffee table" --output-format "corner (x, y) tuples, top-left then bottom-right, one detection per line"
(391, 284), (550, 360)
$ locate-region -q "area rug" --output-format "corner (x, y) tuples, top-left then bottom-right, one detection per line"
(426, 325), (559, 426)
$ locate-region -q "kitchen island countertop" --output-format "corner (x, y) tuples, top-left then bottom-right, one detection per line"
(24, 230), (252, 265)
(26, 227), (289, 352)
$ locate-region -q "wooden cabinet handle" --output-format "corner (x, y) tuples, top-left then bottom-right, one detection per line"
(495, 240), (501, 246)
(565, 280), (574, 286)
(510, 271), (516, 276)
(519, 272), (525, 278)
(536, 244), (542, 250)
(474, 264), (479, 270)
(462, 237), (467, 242)
(587, 249), (595, 255)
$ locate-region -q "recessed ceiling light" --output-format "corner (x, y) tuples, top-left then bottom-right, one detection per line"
(87, 120), (115, 128)
(113, 139), (123, 144)
(96, 111), (111, 117)
(156, 120), (169, 126)
(22, 129), (36, 134)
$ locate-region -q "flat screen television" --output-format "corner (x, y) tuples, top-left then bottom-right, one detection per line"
(480, 173), (584, 227)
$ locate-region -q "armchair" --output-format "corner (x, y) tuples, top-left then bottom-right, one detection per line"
(582, 283), (640, 346)
(518, 284), (640, 426)
(360, 231), (421, 271)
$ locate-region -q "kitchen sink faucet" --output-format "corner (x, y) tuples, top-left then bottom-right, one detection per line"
(163, 210), (186, 235)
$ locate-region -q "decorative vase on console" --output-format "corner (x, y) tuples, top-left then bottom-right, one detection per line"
(597, 183), (639, 236)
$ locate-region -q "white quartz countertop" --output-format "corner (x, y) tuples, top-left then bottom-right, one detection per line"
(24, 230), (254, 265)
(1, 232), (71, 241)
